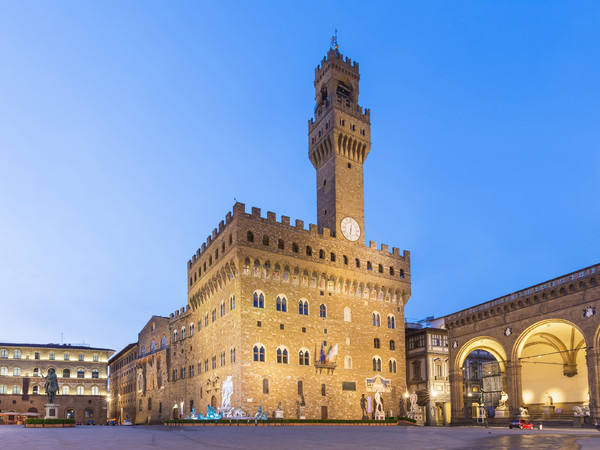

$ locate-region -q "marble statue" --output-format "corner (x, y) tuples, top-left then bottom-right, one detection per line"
(519, 405), (529, 417)
(221, 375), (233, 408)
(409, 390), (418, 413)
(254, 404), (267, 420)
(573, 406), (583, 417)
(544, 392), (553, 406)
(41, 368), (59, 404)
(374, 391), (384, 414)
(498, 391), (509, 409)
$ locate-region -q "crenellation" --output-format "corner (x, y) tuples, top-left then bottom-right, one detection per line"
(201, 242), (206, 252)
(281, 215), (290, 226)
(369, 240), (377, 249)
(251, 206), (261, 218)
(267, 211), (276, 221)
(309, 223), (318, 234)
(381, 244), (389, 252)
(295, 219), (304, 229)
(225, 211), (232, 223)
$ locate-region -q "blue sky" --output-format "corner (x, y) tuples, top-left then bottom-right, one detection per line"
(1, 1), (599, 351)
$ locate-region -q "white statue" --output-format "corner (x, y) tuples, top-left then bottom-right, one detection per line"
(409, 390), (418, 413)
(573, 406), (582, 417)
(375, 391), (384, 413)
(221, 375), (233, 408)
(544, 392), (553, 406)
(519, 406), (529, 417)
(498, 391), (509, 409)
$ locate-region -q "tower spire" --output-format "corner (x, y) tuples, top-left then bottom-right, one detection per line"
(331, 29), (338, 50)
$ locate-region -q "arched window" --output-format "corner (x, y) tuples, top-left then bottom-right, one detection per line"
(77, 369), (85, 378)
(374, 338), (380, 349)
(330, 252), (336, 262)
(211, 309), (216, 322)
(92, 369), (99, 379)
(276, 347), (288, 364)
(247, 231), (254, 242)
(0, 366), (8, 375)
(343, 307), (351, 322)
(319, 304), (327, 318)
(372, 312), (381, 327)
(253, 345), (265, 362)
(367, 261), (372, 271)
(253, 291), (264, 308)
(141, 347), (146, 357)
(0, 385), (6, 394)
(372, 356), (382, 372)
(276, 296), (287, 312)
(13, 367), (21, 376)
(400, 269), (405, 278)
(0, 349), (7, 358)
(299, 350), (310, 366)
(229, 295), (236, 310)
(204, 314), (209, 327)
(13, 385), (20, 394)
(220, 301), (226, 316)
(77, 386), (85, 395)
(262, 235), (269, 246)
(344, 356), (352, 369)
(137, 374), (143, 391)
(63, 369), (70, 378)
(189, 324), (194, 337)
(151, 340), (156, 353)
(33, 367), (40, 376)
(299, 299), (309, 315)
(292, 243), (299, 253)
(161, 336), (166, 350)
(387, 315), (395, 329)
(389, 359), (397, 373)
(355, 258), (360, 268)
(389, 340), (396, 351)
(32, 385), (39, 394)
(173, 330), (178, 342)
(319, 249), (325, 259)
(91, 386), (99, 395)
(306, 246), (312, 256)
(181, 327), (186, 339)
(62, 385), (70, 395)
(13, 350), (21, 359)
(390, 267), (395, 276)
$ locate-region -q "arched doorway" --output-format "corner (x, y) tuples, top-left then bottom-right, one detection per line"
(452, 337), (508, 423)
(65, 408), (75, 419)
(84, 408), (94, 424)
(27, 407), (38, 414)
(513, 320), (589, 419)
(210, 395), (217, 409)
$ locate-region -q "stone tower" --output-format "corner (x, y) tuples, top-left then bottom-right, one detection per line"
(308, 45), (371, 245)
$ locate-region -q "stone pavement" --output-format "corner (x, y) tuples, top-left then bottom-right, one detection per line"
(1, 425), (600, 449)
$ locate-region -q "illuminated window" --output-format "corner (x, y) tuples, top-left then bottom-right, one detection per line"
(0, 350), (7, 359)
(63, 369), (70, 378)
(253, 345), (265, 362)
(276, 296), (287, 312)
(319, 304), (327, 318)
(12, 385), (20, 394)
(92, 369), (99, 379)
(77, 369), (85, 378)
(62, 385), (70, 395)
(77, 386), (84, 395)
(13, 350), (21, 359)
(49, 352), (55, 360)
(0, 385), (6, 394)
(13, 367), (21, 376)
(64, 353), (70, 361)
(78, 353), (84, 361)
(93, 354), (99, 362)
(0, 367), (7, 375)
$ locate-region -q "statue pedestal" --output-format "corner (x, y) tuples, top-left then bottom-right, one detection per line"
(44, 403), (59, 419)
(495, 408), (509, 419)
(275, 409), (283, 419)
(374, 411), (385, 420)
(299, 406), (305, 420)
(409, 411), (424, 425)
(543, 405), (555, 418)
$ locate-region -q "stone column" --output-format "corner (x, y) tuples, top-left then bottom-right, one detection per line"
(505, 360), (522, 418)
(449, 369), (464, 424)
(586, 348), (600, 422)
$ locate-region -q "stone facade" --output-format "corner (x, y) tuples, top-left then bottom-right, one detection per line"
(109, 45), (412, 423)
(444, 263), (600, 424)
(0, 342), (113, 424)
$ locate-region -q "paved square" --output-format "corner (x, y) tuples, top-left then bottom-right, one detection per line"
(1, 425), (600, 449)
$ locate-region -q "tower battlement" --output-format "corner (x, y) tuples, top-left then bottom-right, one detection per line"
(315, 48), (359, 81)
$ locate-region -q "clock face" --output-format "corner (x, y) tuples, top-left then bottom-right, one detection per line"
(340, 217), (360, 242)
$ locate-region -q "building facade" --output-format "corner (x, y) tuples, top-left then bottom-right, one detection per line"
(110, 45), (412, 423)
(0, 343), (113, 424)
(444, 263), (600, 424)
(405, 324), (450, 425)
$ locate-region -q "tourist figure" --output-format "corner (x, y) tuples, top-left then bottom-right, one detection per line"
(40, 368), (59, 404)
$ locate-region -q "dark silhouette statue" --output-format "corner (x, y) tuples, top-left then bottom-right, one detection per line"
(41, 368), (59, 404)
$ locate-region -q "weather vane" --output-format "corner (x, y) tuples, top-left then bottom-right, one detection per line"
(331, 29), (338, 50)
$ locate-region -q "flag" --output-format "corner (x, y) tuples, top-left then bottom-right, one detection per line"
(320, 342), (325, 363)
(329, 344), (338, 361)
